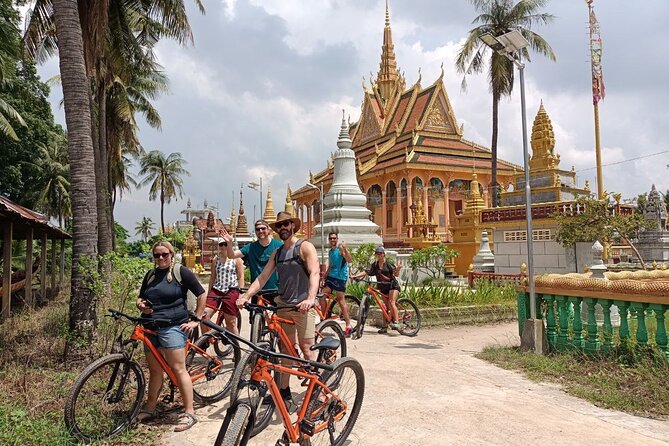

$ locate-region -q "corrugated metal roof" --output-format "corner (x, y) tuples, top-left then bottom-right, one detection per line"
(0, 195), (71, 239)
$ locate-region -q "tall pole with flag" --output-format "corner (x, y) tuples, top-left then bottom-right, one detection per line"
(587, 0), (605, 199)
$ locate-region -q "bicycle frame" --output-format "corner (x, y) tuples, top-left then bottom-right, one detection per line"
(249, 358), (347, 442)
(364, 285), (394, 324)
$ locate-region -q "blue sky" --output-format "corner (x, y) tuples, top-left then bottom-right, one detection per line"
(35, 0), (669, 237)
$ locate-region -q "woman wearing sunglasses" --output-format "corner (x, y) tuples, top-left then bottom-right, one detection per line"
(202, 240), (244, 334)
(134, 241), (206, 432)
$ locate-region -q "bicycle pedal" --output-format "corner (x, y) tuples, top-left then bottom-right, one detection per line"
(300, 418), (316, 436)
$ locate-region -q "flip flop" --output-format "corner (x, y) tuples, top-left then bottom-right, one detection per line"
(174, 412), (198, 432)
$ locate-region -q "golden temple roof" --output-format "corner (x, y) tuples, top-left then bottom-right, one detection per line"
(235, 189), (249, 237)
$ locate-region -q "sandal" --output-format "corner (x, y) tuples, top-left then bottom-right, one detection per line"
(132, 409), (157, 424)
(174, 412), (198, 432)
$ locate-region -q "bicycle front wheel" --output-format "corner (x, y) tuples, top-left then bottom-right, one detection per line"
(214, 399), (254, 446)
(397, 298), (421, 337)
(302, 357), (365, 446)
(354, 294), (371, 340)
(212, 311), (243, 358)
(189, 333), (240, 404)
(64, 353), (145, 443)
(327, 294), (360, 332)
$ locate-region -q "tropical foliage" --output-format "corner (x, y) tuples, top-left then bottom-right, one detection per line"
(408, 244), (459, 280)
(134, 216), (155, 242)
(456, 0), (556, 206)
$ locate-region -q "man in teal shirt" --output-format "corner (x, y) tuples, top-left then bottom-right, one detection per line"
(322, 231), (353, 336)
(221, 220), (282, 291)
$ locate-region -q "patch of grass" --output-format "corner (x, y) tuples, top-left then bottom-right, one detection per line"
(477, 346), (669, 420)
(0, 291), (163, 445)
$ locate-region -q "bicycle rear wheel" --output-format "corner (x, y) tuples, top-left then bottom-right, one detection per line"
(314, 320), (346, 365)
(301, 357), (365, 446)
(214, 399), (254, 446)
(327, 294), (360, 332)
(229, 345), (276, 437)
(64, 353), (145, 443)
(188, 333), (240, 404)
(396, 298), (421, 337)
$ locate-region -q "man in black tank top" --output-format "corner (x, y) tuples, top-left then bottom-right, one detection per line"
(237, 211), (321, 402)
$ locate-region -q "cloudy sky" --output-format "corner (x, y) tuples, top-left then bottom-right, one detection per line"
(37, 0), (669, 238)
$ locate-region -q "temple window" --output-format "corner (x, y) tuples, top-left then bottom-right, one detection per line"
(366, 184), (383, 207)
(429, 178), (445, 200)
(386, 181), (397, 204)
(386, 209), (393, 228)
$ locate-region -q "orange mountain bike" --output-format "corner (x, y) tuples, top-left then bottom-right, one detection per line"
(197, 316), (364, 446)
(64, 309), (240, 443)
(314, 288), (360, 333)
(232, 297), (346, 438)
(353, 279), (421, 338)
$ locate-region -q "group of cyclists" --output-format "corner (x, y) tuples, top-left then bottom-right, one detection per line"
(134, 211), (402, 433)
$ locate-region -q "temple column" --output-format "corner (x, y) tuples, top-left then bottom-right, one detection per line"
(422, 181), (429, 221)
(444, 178), (451, 242)
(307, 205), (312, 239)
(406, 184), (413, 238)
(381, 189), (387, 239)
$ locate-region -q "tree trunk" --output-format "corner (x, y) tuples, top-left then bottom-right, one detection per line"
(53, 0), (98, 343)
(160, 188), (166, 233)
(491, 90), (500, 207)
(95, 86), (112, 255)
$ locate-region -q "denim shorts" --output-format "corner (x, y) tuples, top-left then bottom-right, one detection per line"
(145, 325), (187, 350)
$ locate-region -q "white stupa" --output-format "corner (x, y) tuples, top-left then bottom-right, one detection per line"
(311, 112), (382, 250)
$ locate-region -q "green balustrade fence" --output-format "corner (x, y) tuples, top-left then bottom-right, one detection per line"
(517, 288), (669, 359)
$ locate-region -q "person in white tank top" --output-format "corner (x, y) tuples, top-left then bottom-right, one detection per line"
(203, 240), (244, 335)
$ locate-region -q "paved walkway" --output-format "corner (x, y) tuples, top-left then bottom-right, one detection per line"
(164, 322), (669, 445)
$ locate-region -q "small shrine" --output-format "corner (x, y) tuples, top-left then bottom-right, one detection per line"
(636, 184), (669, 263)
(182, 231), (199, 268)
(405, 188), (440, 249)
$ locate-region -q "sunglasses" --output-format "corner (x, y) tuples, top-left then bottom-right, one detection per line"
(329, 237), (338, 240)
(218, 242), (227, 247)
(255, 226), (268, 232)
(153, 252), (170, 259)
(276, 221), (292, 229)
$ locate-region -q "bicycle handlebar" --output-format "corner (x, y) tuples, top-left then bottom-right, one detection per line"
(106, 309), (173, 325)
(351, 278), (394, 286)
(192, 313), (334, 372)
(243, 302), (298, 313)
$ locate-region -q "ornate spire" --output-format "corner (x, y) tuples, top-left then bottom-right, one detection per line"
(229, 205), (236, 234)
(337, 109), (352, 151)
(235, 189), (249, 237)
(376, 0), (403, 103)
(263, 187), (276, 224)
(285, 184), (295, 217)
(529, 102), (559, 172)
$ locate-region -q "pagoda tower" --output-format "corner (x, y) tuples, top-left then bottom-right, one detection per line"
(235, 189), (250, 238)
(263, 187), (276, 224)
(229, 206), (236, 234)
(310, 112), (381, 250)
(285, 185), (295, 217)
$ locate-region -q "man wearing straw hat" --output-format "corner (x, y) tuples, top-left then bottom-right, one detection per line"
(237, 211), (320, 403)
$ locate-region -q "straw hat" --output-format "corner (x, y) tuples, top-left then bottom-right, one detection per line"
(269, 211), (302, 233)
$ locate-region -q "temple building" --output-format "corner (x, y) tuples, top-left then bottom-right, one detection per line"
(292, 3), (520, 247)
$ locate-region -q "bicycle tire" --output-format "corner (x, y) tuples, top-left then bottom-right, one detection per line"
(354, 294), (371, 340)
(249, 311), (265, 344)
(213, 311), (244, 358)
(396, 298), (421, 337)
(229, 344), (276, 437)
(327, 294), (360, 332)
(64, 353), (145, 443)
(214, 399), (254, 446)
(302, 357), (365, 446)
(314, 320), (347, 365)
(189, 333), (240, 404)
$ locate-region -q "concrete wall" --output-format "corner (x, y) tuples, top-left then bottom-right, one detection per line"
(493, 225), (592, 274)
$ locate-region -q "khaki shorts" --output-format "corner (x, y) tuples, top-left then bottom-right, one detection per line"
(275, 297), (316, 341)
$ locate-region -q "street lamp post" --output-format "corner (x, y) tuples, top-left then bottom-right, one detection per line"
(248, 178), (263, 219)
(306, 182), (325, 267)
(480, 30), (540, 350)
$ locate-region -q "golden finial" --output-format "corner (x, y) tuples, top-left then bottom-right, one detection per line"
(468, 264), (473, 272)
(584, 264), (590, 273)
(285, 184), (295, 217)
(652, 260), (658, 270)
(385, 0), (390, 27)
(662, 263), (668, 271)
(520, 263), (527, 274)
(584, 180), (591, 192)
(438, 62), (444, 82)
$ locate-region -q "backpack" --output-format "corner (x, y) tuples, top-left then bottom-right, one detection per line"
(145, 264), (183, 287)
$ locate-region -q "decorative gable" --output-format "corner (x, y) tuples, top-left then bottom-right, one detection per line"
(421, 85), (460, 136)
(354, 97), (383, 146)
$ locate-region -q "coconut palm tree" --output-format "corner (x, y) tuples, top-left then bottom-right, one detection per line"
(51, 0), (99, 342)
(455, 0), (556, 206)
(138, 150), (189, 233)
(0, 0), (26, 140)
(134, 216), (155, 242)
(26, 134), (71, 228)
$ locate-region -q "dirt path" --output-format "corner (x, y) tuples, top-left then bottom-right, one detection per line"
(164, 322), (669, 445)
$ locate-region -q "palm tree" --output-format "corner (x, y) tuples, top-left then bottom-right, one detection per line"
(26, 134), (72, 228)
(455, 0), (556, 206)
(135, 217), (155, 242)
(138, 150), (189, 233)
(51, 0), (99, 342)
(0, 0), (26, 140)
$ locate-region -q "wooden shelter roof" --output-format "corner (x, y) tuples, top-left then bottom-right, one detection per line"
(0, 195), (70, 240)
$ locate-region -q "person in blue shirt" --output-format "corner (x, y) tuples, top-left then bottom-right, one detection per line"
(321, 232), (353, 337)
(221, 220), (283, 292)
